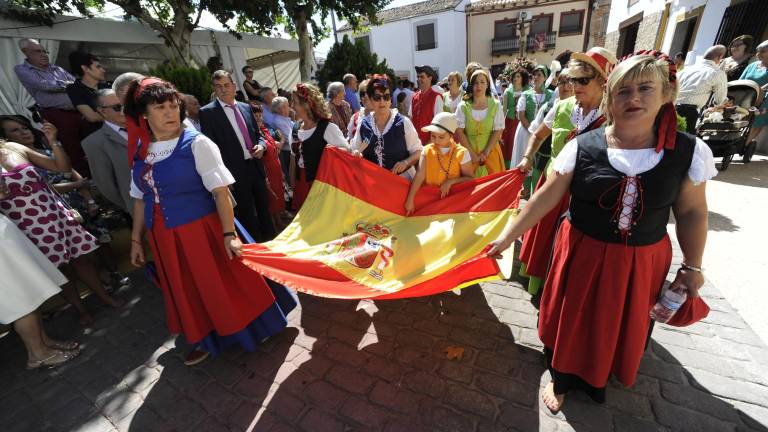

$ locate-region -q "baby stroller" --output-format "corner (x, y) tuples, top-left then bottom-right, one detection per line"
(696, 80), (763, 171)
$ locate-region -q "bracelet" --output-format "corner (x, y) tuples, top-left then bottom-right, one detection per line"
(680, 262), (703, 273)
(223, 231), (238, 238)
(131, 239), (142, 245)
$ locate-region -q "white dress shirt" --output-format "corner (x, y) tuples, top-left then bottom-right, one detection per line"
(104, 121), (128, 140)
(676, 59), (728, 109)
(217, 98), (265, 159)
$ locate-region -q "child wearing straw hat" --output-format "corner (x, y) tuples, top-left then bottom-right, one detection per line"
(404, 112), (474, 215)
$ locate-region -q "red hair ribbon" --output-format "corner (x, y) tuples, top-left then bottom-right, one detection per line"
(616, 51), (678, 153)
(127, 77), (164, 168)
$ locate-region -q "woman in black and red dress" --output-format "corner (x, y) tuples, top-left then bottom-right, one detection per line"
(488, 53), (716, 411)
(290, 83), (350, 210)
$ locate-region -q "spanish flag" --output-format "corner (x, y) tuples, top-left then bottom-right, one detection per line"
(240, 148), (523, 299)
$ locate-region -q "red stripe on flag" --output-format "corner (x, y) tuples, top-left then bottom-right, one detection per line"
(239, 243), (503, 300)
(315, 148), (523, 216)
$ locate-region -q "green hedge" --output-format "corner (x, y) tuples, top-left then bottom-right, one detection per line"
(149, 63), (214, 104)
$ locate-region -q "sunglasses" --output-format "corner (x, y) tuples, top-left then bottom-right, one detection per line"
(371, 93), (391, 102)
(100, 104), (123, 112)
(567, 76), (596, 86)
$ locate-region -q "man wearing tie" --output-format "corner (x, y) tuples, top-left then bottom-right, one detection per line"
(199, 70), (276, 241)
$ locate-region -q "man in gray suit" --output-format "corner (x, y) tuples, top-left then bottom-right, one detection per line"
(82, 89), (133, 215)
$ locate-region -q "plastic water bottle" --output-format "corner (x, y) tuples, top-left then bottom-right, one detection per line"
(650, 286), (688, 323)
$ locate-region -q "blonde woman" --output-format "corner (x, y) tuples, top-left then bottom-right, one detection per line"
(488, 53), (716, 411)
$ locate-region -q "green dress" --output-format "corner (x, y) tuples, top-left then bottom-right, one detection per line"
(459, 98), (505, 178)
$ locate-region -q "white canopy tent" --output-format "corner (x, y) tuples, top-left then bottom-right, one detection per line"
(0, 14), (305, 116)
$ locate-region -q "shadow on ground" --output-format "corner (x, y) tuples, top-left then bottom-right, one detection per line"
(1, 270), (768, 431)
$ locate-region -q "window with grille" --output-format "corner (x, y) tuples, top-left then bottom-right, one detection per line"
(494, 20), (517, 39)
(530, 14), (553, 36)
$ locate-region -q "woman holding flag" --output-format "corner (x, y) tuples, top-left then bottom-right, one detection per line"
(126, 77), (295, 366)
(516, 47), (617, 296)
(488, 52), (715, 411)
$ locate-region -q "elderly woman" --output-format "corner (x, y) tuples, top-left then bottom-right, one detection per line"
(352, 74), (423, 179)
(347, 79), (372, 140)
(489, 52), (716, 410)
(271, 96), (294, 183)
(512, 65), (553, 177)
(516, 47), (617, 296)
(0, 211), (80, 369)
(722, 35), (754, 81)
(0, 123), (123, 325)
(126, 77), (295, 365)
(740, 40), (768, 149)
(291, 83), (351, 210)
(501, 68), (529, 168)
(455, 70), (505, 178)
(327, 81), (353, 138)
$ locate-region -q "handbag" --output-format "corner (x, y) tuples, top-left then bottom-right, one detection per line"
(45, 181), (85, 223)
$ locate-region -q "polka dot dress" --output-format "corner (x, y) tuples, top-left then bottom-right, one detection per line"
(0, 164), (98, 266)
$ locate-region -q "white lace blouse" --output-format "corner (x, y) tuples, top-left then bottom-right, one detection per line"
(552, 137), (717, 230)
(129, 134), (235, 203)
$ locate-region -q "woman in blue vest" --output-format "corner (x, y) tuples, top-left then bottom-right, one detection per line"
(351, 74), (423, 179)
(125, 77), (295, 366)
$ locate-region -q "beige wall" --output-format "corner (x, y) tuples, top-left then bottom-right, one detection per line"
(467, 0), (590, 69)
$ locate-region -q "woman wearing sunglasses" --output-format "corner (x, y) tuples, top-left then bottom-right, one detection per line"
(516, 47), (617, 296)
(352, 74), (423, 179)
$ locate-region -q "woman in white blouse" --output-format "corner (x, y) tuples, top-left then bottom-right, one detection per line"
(488, 54), (716, 411)
(126, 77), (294, 366)
(454, 70), (506, 177)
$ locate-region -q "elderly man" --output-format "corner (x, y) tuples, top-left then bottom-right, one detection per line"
(14, 38), (87, 172)
(182, 94), (201, 130)
(200, 70), (275, 241)
(112, 72), (144, 104)
(81, 89), (133, 215)
(676, 45), (729, 134)
(409, 65), (444, 145)
(343, 73), (361, 111)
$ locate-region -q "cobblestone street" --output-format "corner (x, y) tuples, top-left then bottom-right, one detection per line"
(2, 237), (768, 432)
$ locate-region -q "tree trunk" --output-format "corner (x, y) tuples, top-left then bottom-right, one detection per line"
(293, 5), (314, 82)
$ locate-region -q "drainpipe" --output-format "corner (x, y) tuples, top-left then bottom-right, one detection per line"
(583, 0), (594, 51)
(466, 8), (470, 63)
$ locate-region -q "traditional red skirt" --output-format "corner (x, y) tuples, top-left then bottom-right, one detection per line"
(263, 141), (286, 216)
(502, 117), (519, 168)
(518, 172), (570, 279)
(291, 168), (312, 211)
(147, 206), (276, 343)
(538, 220), (672, 388)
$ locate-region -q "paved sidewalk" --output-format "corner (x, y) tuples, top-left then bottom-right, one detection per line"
(2, 241), (768, 432)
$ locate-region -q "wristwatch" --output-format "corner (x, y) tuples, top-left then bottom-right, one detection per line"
(223, 231), (238, 238)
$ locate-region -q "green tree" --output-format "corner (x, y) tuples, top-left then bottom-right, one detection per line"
(316, 35), (395, 90)
(149, 62), (213, 104)
(1, 0), (392, 82)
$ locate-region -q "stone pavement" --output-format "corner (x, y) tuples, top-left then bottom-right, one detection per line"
(2, 241), (768, 432)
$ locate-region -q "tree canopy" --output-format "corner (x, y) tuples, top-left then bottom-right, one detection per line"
(316, 34), (395, 90)
(1, 0), (392, 81)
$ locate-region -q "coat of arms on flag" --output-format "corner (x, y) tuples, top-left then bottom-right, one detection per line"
(240, 148), (523, 300)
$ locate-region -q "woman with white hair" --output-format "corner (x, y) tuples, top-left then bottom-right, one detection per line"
(327, 81), (353, 138)
(740, 40), (768, 149)
(488, 52), (716, 411)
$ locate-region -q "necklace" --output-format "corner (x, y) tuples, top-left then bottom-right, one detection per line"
(371, 112), (391, 167)
(436, 146), (456, 177)
(533, 92), (545, 113)
(573, 105), (599, 132)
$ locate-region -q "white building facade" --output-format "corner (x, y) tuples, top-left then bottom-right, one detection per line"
(604, 0), (768, 65)
(338, 0), (470, 82)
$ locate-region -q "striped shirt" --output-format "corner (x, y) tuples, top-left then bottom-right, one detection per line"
(676, 59), (728, 110)
(14, 61), (76, 109)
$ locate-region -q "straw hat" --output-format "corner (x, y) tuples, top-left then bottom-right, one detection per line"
(570, 47), (618, 79)
(421, 112), (458, 134)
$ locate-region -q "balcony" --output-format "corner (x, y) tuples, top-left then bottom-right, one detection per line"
(491, 36), (521, 56)
(526, 31), (557, 52)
